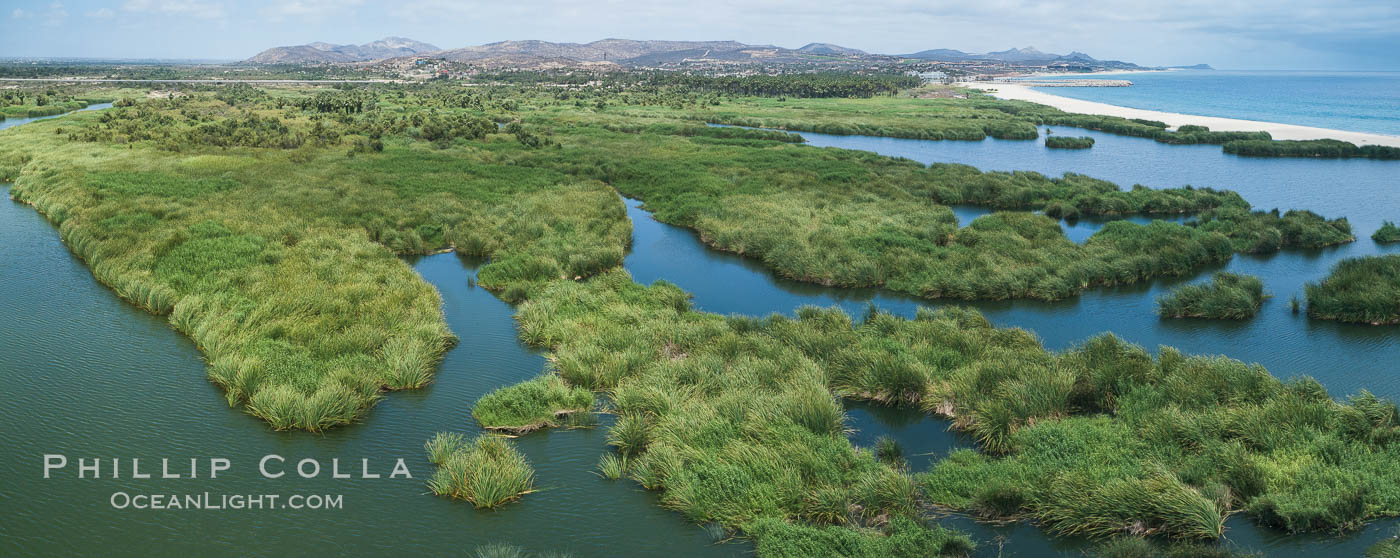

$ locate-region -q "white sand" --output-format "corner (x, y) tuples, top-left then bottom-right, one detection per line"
(961, 82), (1400, 148)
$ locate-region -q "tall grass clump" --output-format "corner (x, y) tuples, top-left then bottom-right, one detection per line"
(1373, 221), (1400, 244)
(596, 453), (627, 480)
(1156, 272), (1265, 319)
(472, 544), (528, 558)
(426, 433), (537, 509)
(472, 374), (594, 433)
(1093, 537), (1256, 558)
(1305, 255), (1400, 324)
(1045, 136), (1094, 149)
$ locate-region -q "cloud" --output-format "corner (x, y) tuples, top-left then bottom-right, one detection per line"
(122, 0), (226, 20)
(260, 0), (365, 23)
(11, 8), (32, 19)
(43, 2), (68, 27)
(85, 7), (117, 19)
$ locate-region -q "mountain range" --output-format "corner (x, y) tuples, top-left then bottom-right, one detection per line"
(245, 37), (1151, 69)
(901, 46), (1133, 66)
(248, 37), (441, 64)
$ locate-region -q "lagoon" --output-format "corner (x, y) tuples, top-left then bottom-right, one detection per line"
(4, 105), (1400, 556)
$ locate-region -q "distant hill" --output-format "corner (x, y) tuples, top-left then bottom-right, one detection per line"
(795, 43), (867, 56)
(243, 37), (1148, 70)
(430, 39), (803, 66)
(247, 37), (440, 63)
(901, 46), (1147, 69)
(982, 46), (1057, 62)
(903, 48), (974, 61)
(1170, 64), (1214, 70)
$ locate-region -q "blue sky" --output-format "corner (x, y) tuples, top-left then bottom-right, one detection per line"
(2, 0), (1397, 69)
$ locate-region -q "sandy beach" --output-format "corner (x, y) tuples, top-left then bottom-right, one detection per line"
(962, 82), (1400, 148)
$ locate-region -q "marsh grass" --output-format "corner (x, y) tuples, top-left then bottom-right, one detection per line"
(605, 413), (653, 457)
(873, 436), (905, 468)
(425, 431), (467, 465)
(595, 453), (626, 480)
(501, 272), (973, 553)
(505, 268), (1382, 546)
(7, 84), (1394, 554)
(1367, 528), (1400, 558)
(0, 93), (631, 430)
(474, 544), (572, 558)
(426, 433), (537, 509)
(1093, 537), (1257, 558)
(1373, 221), (1400, 244)
(1305, 255), (1400, 324)
(473, 544), (527, 558)
(1156, 272), (1265, 319)
(472, 374), (594, 433)
(1045, 136), (1094, 149)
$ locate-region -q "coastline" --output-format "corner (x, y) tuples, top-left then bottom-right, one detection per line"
(961, 82), (1400, 148)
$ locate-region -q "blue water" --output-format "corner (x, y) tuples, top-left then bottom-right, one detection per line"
(1020, 70), (1400, 137)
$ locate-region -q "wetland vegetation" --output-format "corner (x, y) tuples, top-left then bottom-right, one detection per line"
(472, 375), (595, 433)
(0, 89), (111, 119)
(1305, 255), (1400, 325)
(1373, 221), (1400, 243)
(3, 75), (1396, 556)
(1222, 139), (1400, 160)
(1045, 136), (1094, 149)
(1156, 272), (1266, 319)
(426, 432), (538, 509)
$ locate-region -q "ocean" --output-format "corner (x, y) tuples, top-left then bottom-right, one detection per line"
(1021, 70), (1400, 137)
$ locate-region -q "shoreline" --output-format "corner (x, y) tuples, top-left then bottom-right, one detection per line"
(961, 82), (1400, 148)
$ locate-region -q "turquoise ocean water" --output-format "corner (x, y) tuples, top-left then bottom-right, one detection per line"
(1022, 70), (1400, 136)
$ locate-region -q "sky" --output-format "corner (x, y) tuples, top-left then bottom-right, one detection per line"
(1, 0), (1397, 70)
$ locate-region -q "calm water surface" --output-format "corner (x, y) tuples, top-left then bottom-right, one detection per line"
(1018, 70), (1400, 136)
